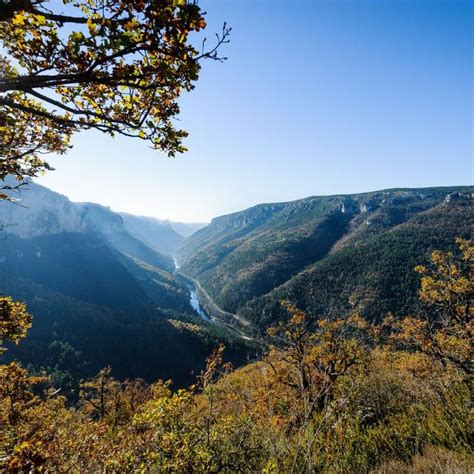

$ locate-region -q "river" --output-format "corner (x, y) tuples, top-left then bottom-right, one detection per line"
(173, 255), (210, 321)
(173, 256), (256, 342)
(189, 289), (209, 319)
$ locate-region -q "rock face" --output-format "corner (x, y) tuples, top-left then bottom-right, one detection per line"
(82, 203), (124, 235)
(0, 180), (127, 238)
(444, 191), (473, 203)
(209, 203), (284, 233)
(0, 182), (89, 238)
(0, 180), (174, 271)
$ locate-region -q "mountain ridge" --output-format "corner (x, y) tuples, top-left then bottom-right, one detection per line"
(177, 186), (472, 328)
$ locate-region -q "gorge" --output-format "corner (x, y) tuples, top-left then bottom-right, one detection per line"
(0, 181), (472, 387)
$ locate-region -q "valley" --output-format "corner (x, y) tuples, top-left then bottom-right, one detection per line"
(177, 187), (473, 328)
(0, 1), (470, 470)
(0, 182), (472, 390)
(0, 181), (471, 472)
(173, 255), (255, 338)
(0, 180), (255, 388)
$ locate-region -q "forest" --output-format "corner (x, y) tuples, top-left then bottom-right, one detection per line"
(0, 239), (472, 471)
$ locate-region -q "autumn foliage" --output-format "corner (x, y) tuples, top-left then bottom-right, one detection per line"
(0, 0), (230, 187)
(0, 240), (472, 472)
(391, 238), (473, 376)
(0, 296), (31, 351)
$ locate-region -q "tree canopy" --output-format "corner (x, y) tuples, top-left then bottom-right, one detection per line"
(0, 0), (230, 185)
(0, 296), (31, 353)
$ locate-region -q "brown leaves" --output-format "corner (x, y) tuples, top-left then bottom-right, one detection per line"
(265, 303), (374, 427)
(390, 239), (473, 375)
(0, 361), (51, 472)
(0, 296), (32, 352)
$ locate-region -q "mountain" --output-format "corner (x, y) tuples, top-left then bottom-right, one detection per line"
(118, 213), (206, 254)
(119, 212), (185, 256)
(2, 181), (471, 387)
(83, 203), (175, 272)
(177, 187), (473, 328)
(0, 180), (173, 270)
(169, 221), (207, 238)
(0, 181), (252, 388)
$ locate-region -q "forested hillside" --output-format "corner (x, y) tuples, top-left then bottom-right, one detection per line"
(178, 187), (472, 328)
(0, 0), (471, 470)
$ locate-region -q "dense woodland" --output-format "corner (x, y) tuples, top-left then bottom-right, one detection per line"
(242, 198), (473, 328)
(0, 239), (472, 471)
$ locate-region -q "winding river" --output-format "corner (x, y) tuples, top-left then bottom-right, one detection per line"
(173, 255), (209, 320)
(173, 256), (255, 342)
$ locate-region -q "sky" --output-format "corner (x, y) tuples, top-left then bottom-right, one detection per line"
(36, 0), (473, 223)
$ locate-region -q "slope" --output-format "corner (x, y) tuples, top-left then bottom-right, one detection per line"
(177, 187), (472, 326)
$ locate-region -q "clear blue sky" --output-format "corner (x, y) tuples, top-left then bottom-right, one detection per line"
(36, 0), (473, 223)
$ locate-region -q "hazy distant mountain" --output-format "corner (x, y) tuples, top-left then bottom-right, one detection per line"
(84, 203), (175, 271)
(169, 221), (207, 238)
(0, 181), (174, 271)
(118, 211), (206, 253)
(0, 180), (88, 238)
(119, 212), (184, 256)
(178, 186), (473, 328)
